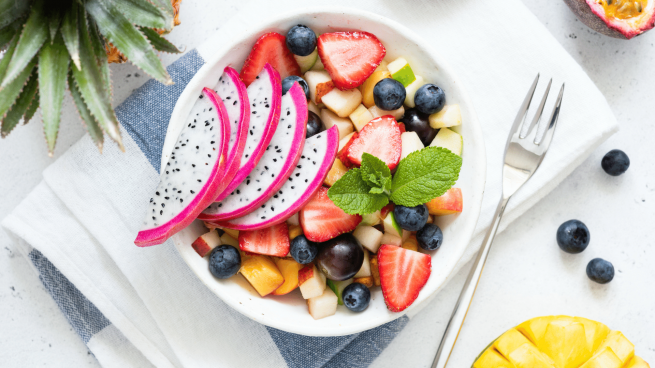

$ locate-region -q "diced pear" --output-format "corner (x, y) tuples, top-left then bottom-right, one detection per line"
(321, 109), (354, 140)
(404, 75), (425, 108)
(307, 287), (338, 320)
(239, 254), (284, 297)
(352, 225), (384, 253)
(220, 233), (239, 248)
(349, 104), (374, 132)
(430, 127), (462, 156)
(322, 88), (362, 118)
(354, 249), (371, 278)
(429, 104), (462, 129)
(538, 320), (591, 368)
(362, 69), (391, 107)
(400, 131), (425, 160)
(324, 158), (349, 187)
(298, 264), (326, 299)
(595, 331), (635, 365)
(271, 258), (304, 295)
(295, 48), (318, 73)
(308, 100), (321, 116)
(474, 348), (515, 368)
(191, 230), (222, 257)
(380, 233), (402, 246)
(387, 57), (416, 87)
(287, 212), (300, 226)
(508, 343), (557, 368)
(369, 104), (405, 120)
(580, 348), (623, 368)
(382, 211), (402, 237)
(494, 329), (533, 359)
(338, 132), (356, 152)
(377, 60), (389, 71)
(311, 55), (325, 70)
(305, 70), (332, 104)
(361, 210), (381, 226)
(326, 278), (353, 305)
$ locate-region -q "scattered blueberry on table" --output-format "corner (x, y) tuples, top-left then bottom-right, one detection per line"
(342, 283), (371, 312)
(556, 219), (590, 254)
(601, 149), (630, 176)
(586, 258), (615, 284)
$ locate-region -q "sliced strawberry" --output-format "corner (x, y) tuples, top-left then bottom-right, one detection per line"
(380, 203), (394, 220)
(240, 32), (301, 86)
(346, 116), (402, 170)
(378, 244), (431, 312)
(238, 222), (290, 257)
(398, 122), (406, 134)
(317, 32), (386, 90)
(299, 187), (362, 242)
(337, 132), (357, 167)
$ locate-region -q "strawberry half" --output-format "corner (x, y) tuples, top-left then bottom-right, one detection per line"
(299, 187), (362, 242)
(238, 222), (290, 257)
(378, 244), (431, 312)
(346, 116), (402, 170)
(240, 32), (301, 86)
(317, 32), (386, 90)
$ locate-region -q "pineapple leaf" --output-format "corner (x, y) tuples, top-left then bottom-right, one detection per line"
(1, 0), (48, 88)
(148, 0), (175, 17)
(68, 70), (103, 152)
(23, 89), (39, 124)
(87, 16), (111, 93)
(48, 7), (62, 44)
(105, 0), (173, 32)
(60, 1), (80, 69)
(0, 18), (22, 48)
(1, 68), (38, 138)
(139, 27), (180, 54)
(39, 33), (70, 154)
(0, 32), (19, 83)
(0, 0), (29, 29)
(71, 6), (124, 151)
(86, 0), (172, 85)
(0, 57), (36, 118)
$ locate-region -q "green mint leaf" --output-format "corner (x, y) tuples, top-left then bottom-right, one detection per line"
(390, 146), (462, 207)
(381, 176), (392, 192)
(361, 152), (391, 189)
(369, 187), (385, 194)
(328, 168), (389, 215)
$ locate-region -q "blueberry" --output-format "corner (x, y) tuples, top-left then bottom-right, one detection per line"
(414, 84), (446, 115)
(586, 258), (614, 284)
(601, 149), (630, 176)
(399, 108), (437, 145)
(342, 283), (370, 312)
(290, 235), (319, 264)
(417, 223), (443, 251)
(282, 76), (310, 100)
(373, 78), (406, 110)
(306, 111), (325, 138)
(393, 204), (429, 231)
(208, 245), (241, 279)
(286, 25), (316, 56)
(556, 220), (590, 254)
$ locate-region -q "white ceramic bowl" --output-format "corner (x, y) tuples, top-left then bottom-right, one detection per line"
(164, 7), (486, 336)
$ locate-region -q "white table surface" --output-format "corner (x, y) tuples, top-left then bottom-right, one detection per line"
(1, 1), (653, 366)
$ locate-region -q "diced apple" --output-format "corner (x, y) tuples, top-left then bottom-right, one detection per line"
(361, 211), (381, 226)
(349, 104), (375, 132)
(288, 225), (303, 240)
(353, 276), (374, 288)
(429, 104), (462, 129)
(307, 287), (338, 320)
(307, 100), (321, 116)
(338, 132), (356, 152)
(295, 48), (318, 74)
(322, 88), (362, 118)
(239, 254), (284, 297)
(369, 105), (405, 120)
(321, 109), (354, 140)
(216, 227), (239, 239)
(400, 131), (425, 160)
(377, 60), (389, 71)
(305, 70), (333, 104)
(272, 258), (304, 295)
(380, 233), (402, 246)
(287, 212), (300, 226)
(352, 225), (384, 253)
(354, 249), (371, 278)
(382, 211), (402, 237)
(298, 264), (327, 299)
(402, 236), (419, 252)
(387, 57), (416, 87)
(430, 127), (462, 156)
(220, 233), (239, 248)
(404, 75), (425, 108)
(326, 278), (353, 305)
(311, 55), (325, 71)
(191, 230), (221, 257)
(370, 254), (381, 286)
(324, 159), (349, 187)
(427, 188), (463, 216)
(362, 69), (391, 108)
(401, 230), (411, 242)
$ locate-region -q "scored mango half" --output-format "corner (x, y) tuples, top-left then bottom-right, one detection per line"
(473, 316), (649, 368)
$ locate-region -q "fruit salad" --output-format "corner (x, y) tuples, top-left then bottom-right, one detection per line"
(135, 23), (466, 319)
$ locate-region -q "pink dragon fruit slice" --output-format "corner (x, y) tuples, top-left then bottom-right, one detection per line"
(199, 82), (308, 221)
(209, 125), (339, 231)
(212, 66), (250, 201)
(215, 63), (281, 201)
(135, 88), (230, 247)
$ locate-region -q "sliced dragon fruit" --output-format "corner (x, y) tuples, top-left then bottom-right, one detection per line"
(199, 82), (308, 221)
(215, 63), (281, 201)
(134, 88), (230, 247)
(210, 125), (339, 231)
(212, 66), (250, 202)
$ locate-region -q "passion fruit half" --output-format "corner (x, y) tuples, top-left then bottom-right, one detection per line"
(564, 0), (655, 39)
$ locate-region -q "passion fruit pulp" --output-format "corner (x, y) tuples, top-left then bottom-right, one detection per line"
(565, 0), (655, 39)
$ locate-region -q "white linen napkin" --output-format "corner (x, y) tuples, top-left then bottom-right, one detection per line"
(2, 0), (618, 367)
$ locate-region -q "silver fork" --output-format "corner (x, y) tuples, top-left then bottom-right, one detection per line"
(431, 74), (565, 368)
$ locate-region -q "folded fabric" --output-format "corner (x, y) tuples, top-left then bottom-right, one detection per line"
(2, 0), (618, 367)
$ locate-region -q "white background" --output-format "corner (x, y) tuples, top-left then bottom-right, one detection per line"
(1, 0), (653, 366)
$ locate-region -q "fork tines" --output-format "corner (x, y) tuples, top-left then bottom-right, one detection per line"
(514, 74), (565, 147)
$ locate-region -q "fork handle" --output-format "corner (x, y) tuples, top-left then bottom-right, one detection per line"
(431, 196), (510, 368)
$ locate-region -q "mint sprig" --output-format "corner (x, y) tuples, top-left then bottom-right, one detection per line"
(327, 147), (462, 215)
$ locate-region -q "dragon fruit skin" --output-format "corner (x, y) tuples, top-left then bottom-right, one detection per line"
(135, 88), (230, 247)
(215, 63), (281, 202)
(199, 82), (308, 221)
(210, 125), (339, 231)
(212, 66), (250, 202)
